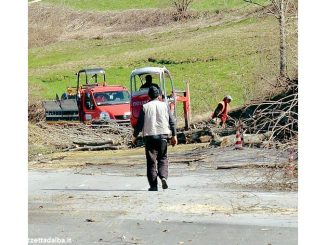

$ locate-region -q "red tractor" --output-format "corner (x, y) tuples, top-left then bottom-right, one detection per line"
(129, 66), (191, 129)
(43, 68), (131, 124)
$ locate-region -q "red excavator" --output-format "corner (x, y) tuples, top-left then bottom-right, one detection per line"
(129, 66), (191, 129)
(43, 68), (131, 124)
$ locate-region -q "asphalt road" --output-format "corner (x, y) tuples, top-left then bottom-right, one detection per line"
(29, 147), (297, 245)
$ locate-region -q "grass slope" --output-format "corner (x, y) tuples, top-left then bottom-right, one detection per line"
(28, 2), (297, 119)
(43, 0), (268, 11)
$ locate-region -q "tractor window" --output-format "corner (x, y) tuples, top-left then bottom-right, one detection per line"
(94, 91), (130, 105)
(89, 73), (105, 84)
(132, 75), (142, 92)
(139, 74), (161, 91)
(79, 73), (87, 85)
(78, 72), (105, 86)
(163, 72), (176, 117)
(84, 92), (95, 110)
(164, 72), (174, 100)
(94, 93), (108, 104)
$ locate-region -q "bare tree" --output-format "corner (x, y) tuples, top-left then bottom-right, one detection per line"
(244, 0), (295, 80)
(171, 0), (193, 20)
(272, 0), (289, 79)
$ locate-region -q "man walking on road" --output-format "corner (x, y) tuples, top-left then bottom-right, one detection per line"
(132, 86), (178, 191)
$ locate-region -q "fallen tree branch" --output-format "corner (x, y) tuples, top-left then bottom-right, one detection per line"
(65, 144), (124, 152)
(216, 161), (297, 170)
(72, 139), (115, 146)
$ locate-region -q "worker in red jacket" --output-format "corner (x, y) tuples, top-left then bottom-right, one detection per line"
(211, 95), (232, 128)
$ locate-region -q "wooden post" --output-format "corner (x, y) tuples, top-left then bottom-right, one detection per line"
(183, 81), (191, 130)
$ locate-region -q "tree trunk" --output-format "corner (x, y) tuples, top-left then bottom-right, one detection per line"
(279, 0), (287, 78)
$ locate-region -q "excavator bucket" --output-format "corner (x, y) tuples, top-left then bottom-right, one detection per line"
(43, 99), (79, 121)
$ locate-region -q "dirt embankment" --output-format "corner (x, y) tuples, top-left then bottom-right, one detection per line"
(28, 3), (271, 48)
(28, 4), (188, 48)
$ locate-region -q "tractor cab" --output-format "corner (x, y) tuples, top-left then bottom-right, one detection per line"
(43, 68), (131, 124)
(130, 67), (190, 129)
(76, 68), (130, 123)
(76, 68), (106, 89)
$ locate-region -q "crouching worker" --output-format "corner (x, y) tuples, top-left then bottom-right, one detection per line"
(211, 95), (232, 128)
(132, 86), (178, 191)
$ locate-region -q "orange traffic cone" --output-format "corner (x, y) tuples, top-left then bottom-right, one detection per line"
(234, 129), (243, 150)
(288, 148), (294, 162)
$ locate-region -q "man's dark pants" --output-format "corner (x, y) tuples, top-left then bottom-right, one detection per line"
(144, 136), (168, 188)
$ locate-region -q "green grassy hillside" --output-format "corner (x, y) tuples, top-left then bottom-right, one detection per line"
(43, 0), (268, 11)
(28, 1), (297, 118)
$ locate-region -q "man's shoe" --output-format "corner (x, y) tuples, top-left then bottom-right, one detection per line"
(148, 186), (158, 191)
(161, 178), (168, 189)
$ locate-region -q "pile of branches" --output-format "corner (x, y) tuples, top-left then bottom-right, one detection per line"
(29, 122), (133, 154)
(242, 79), (298, 143)
(28, 102), (45, 123)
